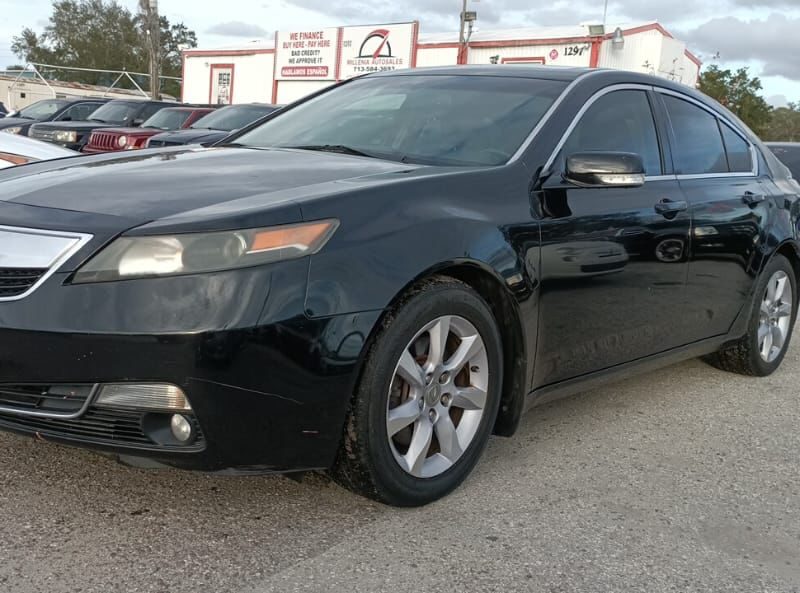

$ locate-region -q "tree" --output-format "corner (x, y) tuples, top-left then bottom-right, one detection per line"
(699, 65), (773, 137)
(11, 0), (196, 97)
(764, 103), (800, 142)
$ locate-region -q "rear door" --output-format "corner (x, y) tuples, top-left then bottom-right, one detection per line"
(657, 91), (764, 341)
(534, 87), (691, 387)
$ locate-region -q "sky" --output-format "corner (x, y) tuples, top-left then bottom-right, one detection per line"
(0, 0), (798, 105)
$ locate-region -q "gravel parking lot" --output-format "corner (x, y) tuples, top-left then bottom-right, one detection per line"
(1, 342), (798, 593)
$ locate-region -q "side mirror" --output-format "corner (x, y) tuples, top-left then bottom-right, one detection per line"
(565, 152), (646, 188)
(132, 118), (145, 126)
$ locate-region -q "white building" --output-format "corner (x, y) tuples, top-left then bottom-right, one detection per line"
(181, 21), (701, 106)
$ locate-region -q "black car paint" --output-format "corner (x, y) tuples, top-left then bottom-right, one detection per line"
(29, 100), (175, 150)
(0, 97), (110, 136)
(0, 67), (798, 473)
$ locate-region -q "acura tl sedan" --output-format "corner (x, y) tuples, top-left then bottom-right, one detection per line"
(0, 67), (797, 507)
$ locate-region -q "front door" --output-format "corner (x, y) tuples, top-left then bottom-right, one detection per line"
(534, 88), (690, 388)
(210, 65), (234, 105)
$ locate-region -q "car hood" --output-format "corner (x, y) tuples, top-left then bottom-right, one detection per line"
(0, 146), (426, 227)
(0, 117), (35, 129)
(34, 121), (120, 131)
(150, 129), (228, 145)
(92, 127), (159, 136)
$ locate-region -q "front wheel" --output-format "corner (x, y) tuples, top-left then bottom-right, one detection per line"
(705, 254), (797, 376)
(332, 277), (503, 506)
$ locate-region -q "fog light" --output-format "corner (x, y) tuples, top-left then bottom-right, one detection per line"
(170, 414), (194, 443)
(95, 383), (191, 411)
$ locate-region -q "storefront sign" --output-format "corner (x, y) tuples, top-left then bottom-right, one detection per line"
(275, 28), (339, 80)
(339, 23), (417, 80)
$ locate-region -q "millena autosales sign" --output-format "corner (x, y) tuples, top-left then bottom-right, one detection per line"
(339, 23), (417, 80)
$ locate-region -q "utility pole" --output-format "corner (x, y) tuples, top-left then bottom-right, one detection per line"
(140, 0), (161, 99)
(458, 0), (477, 65)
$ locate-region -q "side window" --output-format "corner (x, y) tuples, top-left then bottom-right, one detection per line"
(137, 104), (165, 122)
(562, 90), (662, 176)
(720, 122), (753, 173)
(60, 103), (99, 122)
(662, 95), (727, 175)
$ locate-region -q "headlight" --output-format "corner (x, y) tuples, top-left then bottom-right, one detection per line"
(54, 130), (77, 143)
(2, 127), (22, 134)
(72, 219), (339, 283)
(118, 135), (128, 148)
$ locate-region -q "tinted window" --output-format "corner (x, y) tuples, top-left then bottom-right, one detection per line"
(59, 102), (101, 122)
(18, 99), (69, 120)
(137, 103), (168, 122)
(142, 108), (191, 130)
(191, 105), (275, 131)
(237, 76), (567, 166)
(769, 145), (800, 179)
(562, 90), (662, 175)
(89, 101), (140, 124)
(663, 95), (727, 175)
(720, 122), (752, 173)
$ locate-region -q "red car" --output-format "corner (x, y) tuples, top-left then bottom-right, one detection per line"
(83, 106), (215, 153)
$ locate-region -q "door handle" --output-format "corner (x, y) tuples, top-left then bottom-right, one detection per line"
(655, 199), (688, 217)
(742, 191), (766, 207)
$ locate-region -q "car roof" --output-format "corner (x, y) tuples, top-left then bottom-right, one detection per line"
(371, 65), (589, 82)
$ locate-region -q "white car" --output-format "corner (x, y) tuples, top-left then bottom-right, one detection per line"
(0, 133), (78, 169)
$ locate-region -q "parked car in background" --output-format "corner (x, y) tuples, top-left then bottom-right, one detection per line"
(147, 103), (279, 147)
(29, 99), (175, 151)
(0, 67), (797, 507)
(0, 132), (77, 169)
(83, 106), (216, 153)
(0, 97), (109, 137)
(767, 143), (800, 179)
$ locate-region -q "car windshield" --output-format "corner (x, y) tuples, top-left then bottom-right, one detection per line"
(17, 99), (69, 120)
(89, 102), (139, 124)
(191, 106), (275, 131)
(770, 145), (800, 179)
(236, 75), (567, 166)
(142, 109), (192, 130)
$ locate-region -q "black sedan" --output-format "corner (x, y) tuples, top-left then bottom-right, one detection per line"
(0, 67), (797, 506)
(0, 97), (109, 136)
(146, 103), (280, 148)
(768, 142), (800, 180)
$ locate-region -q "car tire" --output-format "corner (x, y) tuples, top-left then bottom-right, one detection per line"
(705, 254), (797, 377)
(332, 276), (503, 506)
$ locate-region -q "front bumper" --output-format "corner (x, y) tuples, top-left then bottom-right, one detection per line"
(0, 248), (382, 473)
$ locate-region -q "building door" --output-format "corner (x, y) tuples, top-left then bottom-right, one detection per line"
(210, 65), (234, 105)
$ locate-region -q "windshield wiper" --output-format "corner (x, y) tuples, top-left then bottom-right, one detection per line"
(88, 118), (107, 123)
(282, 144), (380, 159)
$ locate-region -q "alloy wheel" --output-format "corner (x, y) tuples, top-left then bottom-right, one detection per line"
(386, 315), (489, 479)
(758, 270), (793, 363)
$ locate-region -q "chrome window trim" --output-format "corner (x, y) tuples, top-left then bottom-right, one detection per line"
(0, 384), (100, 419)
(0, 225), (93, 302)
(509, 69), (607, 164)
(654, 87), (759, 178)
(539, 83), (657, 175)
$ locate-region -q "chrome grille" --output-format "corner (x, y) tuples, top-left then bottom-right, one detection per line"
(88, 131), (120, 151)
(0, 268), (47, 298)
(0, 225), (92, 301)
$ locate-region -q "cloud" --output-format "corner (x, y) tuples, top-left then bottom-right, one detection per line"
(206, 21), (271, 38)
(685, 13), (800, 80)
(767, 95), (789, 107)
